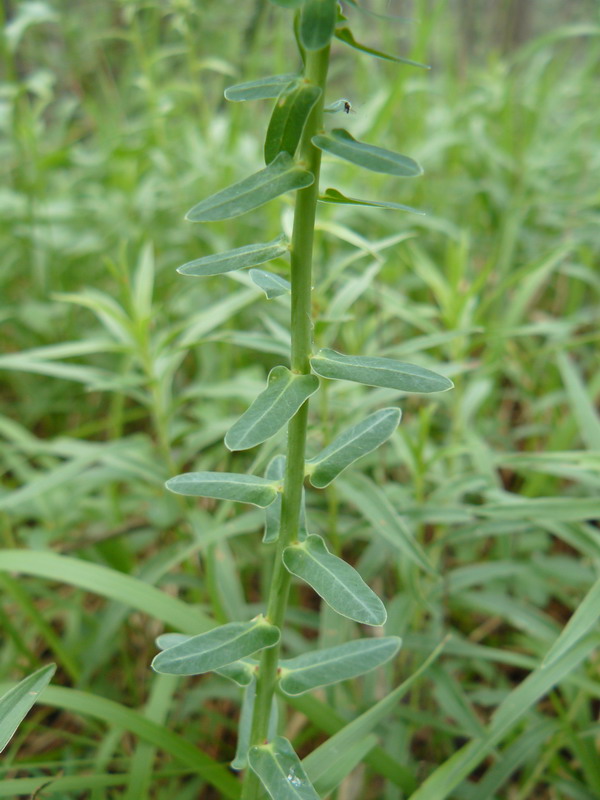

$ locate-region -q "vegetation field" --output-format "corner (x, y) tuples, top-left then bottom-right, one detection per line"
(1, 1), (599, 798)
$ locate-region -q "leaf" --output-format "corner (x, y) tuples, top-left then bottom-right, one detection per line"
(156, 634), (258, 686)
(0, 665), (56, 754)
(0, 685), (240, 798)
(269, 0), (306, 7)
(225, 366), (319, 451)
(335, 26), (430, 68)
(408, 636), (597, 800)
(0, 550), (213, 634)
(279, 636), (401, 695)
(283, 534), (386, 625)
(152, 618), (280, 676)
(342, 0), (411, 21)
(311, 348), (453, 393)
(299, 0), (338, 50)
(337, 473), (436, 574)
(306, 735), (378, 797)
(265, 82), (322, 164)
(557, 352), (600, 450)
(312, 129), (423, 176)
(542, 575), (600, 668)
(224, 73), (299, 102)
(319, 187), (424, 214)
(249, 268), (291, 299)
(166, 471), (280, 507)
(186, 152), (314, 222)
(306, 407), (401, 488)
(249, 736), (320, 800)
(478, 497), (600, 522)
(232, 680), (279, 770)
(177, 236), (289, 277)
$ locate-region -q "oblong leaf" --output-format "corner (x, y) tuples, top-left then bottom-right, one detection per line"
(299, 0), (337, 50)
(319, 187), (424, 215)
(224, 73), (299, 102)
(249, 736), (320, 800)
(283, 534), (386, 626)
(312, 129), (423, 176)
(166, 471), (280, 507)
(152, 618), (280, 676)
(263, 456), (309, 544)
(177, 236), (289, 277)
(311, 348), (453, 393)
(280, 636), (401, 695)
(307, 407), (401, 488)
(225, 366), (319, 451)
(232, 680), (279, 770)
(155, 633), (258, 685)
(249, 268), (291, 298)
(265, 82), (322, 164)
(335, 26), (430, 68)
(186, 152), (314, 222)
(0, 665), (56, 754)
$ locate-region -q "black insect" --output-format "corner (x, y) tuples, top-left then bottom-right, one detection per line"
(343, 101), (352, 114)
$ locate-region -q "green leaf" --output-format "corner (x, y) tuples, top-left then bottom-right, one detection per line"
(342, 0), (411, 21)
(155, 634), (258, 686)
(152, 618), (280, 676)
(177, 236), (289, 277)
(312, 129), (423, 176)
(307, 407), (401, 488)
(225, 366), (319, 451)
(186, 152), (314, 222)
(249, 736), (320, 800)
(166, 471), (280, 507)
(542, 575), (600, 668)
(335, 26), (430, 68)
(269, 0), (306, 7)
(319, 187), (424, 214)
(279, 636), (401, 695)
(224, 73), (299, 102)
(0, 665), (56, 754)
(264, 456), (309, 544)
(299, 0), (338, 50)
(305, 735), (378, 797)
(232, 680), (279, 770)
(249, 268), (291, 298)
(311, 348), (453, 393)
(265, 81), (322, 164)
(283, 534), (386, 625)
(408, 636), (597, 800)
(337, 473), (435, 574)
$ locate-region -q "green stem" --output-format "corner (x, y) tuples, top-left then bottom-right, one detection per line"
(241, 44), (331, 800)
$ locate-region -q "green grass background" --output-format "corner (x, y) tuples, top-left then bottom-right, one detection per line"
(1, 1), (599, 798)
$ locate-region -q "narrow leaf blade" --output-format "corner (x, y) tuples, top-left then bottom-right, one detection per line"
(542, 575), (600, 668)
(249, 268), (291, 298)
(311, 348), (453, 393)
(152, 618), (280, 676)
(312, 129), (423, 176)
(280, 636), (401, 695)
(337, 473), (435, 574)
(335, 26), (430, 68)
(166, 471), (279, 508)
(224, 74), (299, 102)
(319, 187), (424, 214)
(299, 0), (337, 50)
(307, 407), (401, 488)
(249, 736), (320, 800)
(283, 534), (386, 625)
(265, 82), (321, 164)
(0, 665), (56, 754)
(186, 152), (314, 222)
(178, 236), (289, 277)
(225, 366), (319, 451)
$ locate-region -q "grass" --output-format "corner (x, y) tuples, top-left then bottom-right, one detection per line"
(1, 1), (599, 798)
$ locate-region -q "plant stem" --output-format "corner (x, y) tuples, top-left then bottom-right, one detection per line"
(241, 44), (331, 800)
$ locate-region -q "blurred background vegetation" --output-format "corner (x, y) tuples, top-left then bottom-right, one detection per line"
(1, 1), (599, 798)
